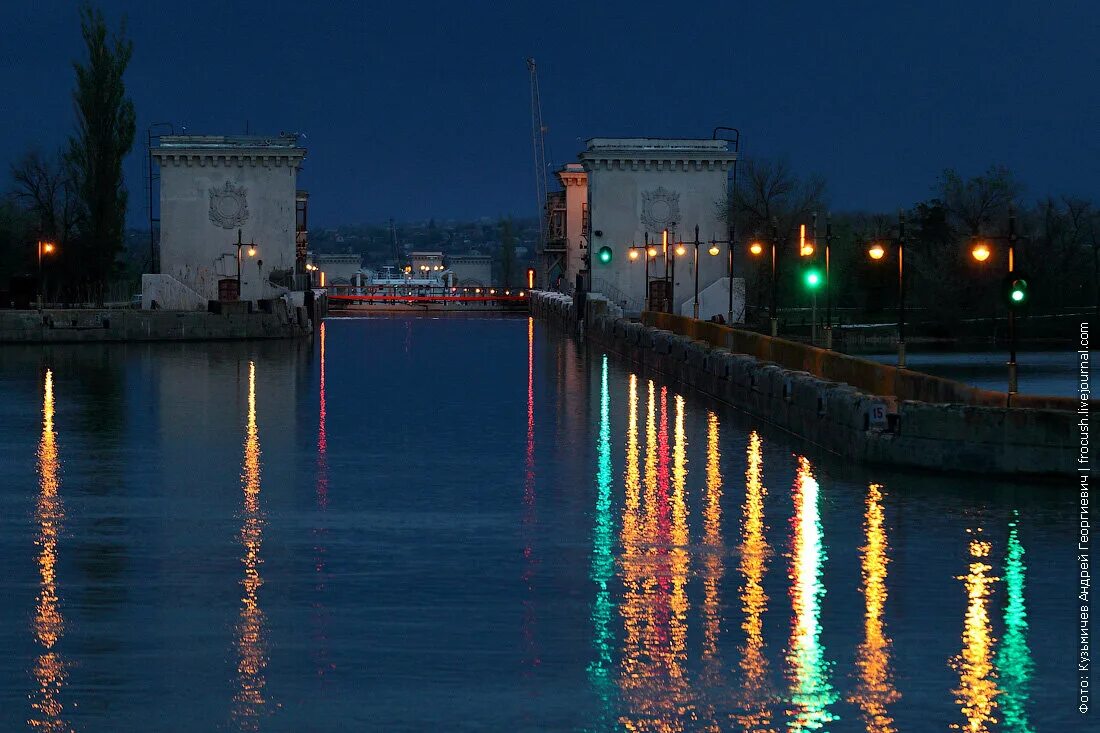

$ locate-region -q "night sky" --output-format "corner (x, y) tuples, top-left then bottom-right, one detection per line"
(2, 1), (1097, 226)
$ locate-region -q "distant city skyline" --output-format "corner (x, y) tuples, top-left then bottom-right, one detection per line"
(2, 1), (1097, 227)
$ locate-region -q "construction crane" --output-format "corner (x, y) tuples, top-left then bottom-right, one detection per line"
(390, 218), (401, 267)
(527, 58), (549, 274)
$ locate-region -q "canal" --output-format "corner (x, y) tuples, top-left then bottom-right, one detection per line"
(0, 315), (1076, 730)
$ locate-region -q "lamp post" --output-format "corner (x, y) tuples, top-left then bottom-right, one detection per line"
(969, 206), (1024, 397)
(235, 228), (258, 301)
(747, 224), (780, 336)
(799, 220), (819, 344)
(866, 212), (907, 368)
(37, 239), (56, 310)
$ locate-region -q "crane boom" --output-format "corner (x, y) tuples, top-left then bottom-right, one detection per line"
(527, 58), (549, 256)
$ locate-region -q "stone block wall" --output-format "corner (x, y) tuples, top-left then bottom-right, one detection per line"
(531, 291), (1085, 477)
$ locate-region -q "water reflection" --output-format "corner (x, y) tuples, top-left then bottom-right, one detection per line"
(849, 483), (900, 732)
(786, 456), (838, 731)
(588, 354), (615, 727)
(697, 411), (724, 729)
(29, 369), (71, 732)
(313, 322), (332, 683)
(522, 316), (540, 675)
(735, 431), (776, 732)
(952, 530), (1000, 732)
(618, 385), (692, 731)
(996, 515), (1035, 732)
(232, 361), (267, 728)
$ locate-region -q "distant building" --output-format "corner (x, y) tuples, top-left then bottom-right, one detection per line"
(409, 251), (445, 277)
(152, 134), (306, 302)
(310, 253), (363, 293)
(447, 254), (492, 286)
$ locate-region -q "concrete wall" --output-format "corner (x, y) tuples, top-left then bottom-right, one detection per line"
(531, 291), (1087, 477)
(142, 274), (207, 311)
(0, 305), (311, 344)
(153, 135), (305, 303)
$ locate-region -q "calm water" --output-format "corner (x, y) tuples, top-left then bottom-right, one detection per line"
(863, 349), (1092, 397)
(0, 316), (1079, 731)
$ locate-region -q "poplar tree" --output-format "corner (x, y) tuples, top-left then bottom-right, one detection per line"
(66, 3), (136, 297)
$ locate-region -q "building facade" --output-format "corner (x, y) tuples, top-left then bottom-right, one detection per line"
(152, 134), (306, 302)
(578, 138), (742, 319)
(446, 254), (492, 286)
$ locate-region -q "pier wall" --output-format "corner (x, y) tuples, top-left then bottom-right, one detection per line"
(531, 290), (1085, 477)
(0, 305), (311, 344)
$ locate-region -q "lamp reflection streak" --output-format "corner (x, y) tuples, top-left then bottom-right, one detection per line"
(313, 321), (333, 683)
(785, 456), (837, 731)
(951, 532), (1000, 732)
(522, 317), (540, 674)
(996, 515), (1035, 733)
(30, 369), (70, 732)
(233, 361), (267, 729)
(849, 483), (899, 732)
(619, 377), (646, 726)
(735, 431), (776, 733)
(587, 355), (615, 725)
(618, 385), (691, 732)
(698, 411), (724, 730)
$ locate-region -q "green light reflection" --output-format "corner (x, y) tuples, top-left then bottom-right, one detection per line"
(996, 515), (1034, 733)
(587, 354), (616, 729)
(786, 457), (838, 731)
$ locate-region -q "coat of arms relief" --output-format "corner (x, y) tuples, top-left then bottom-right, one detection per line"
(640, 186), (680, 233)
(209, 181), (250, 229)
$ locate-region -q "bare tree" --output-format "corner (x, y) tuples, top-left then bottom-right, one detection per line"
(10, 149), (77, 244)
(935, 165), (1022, 235)
(725, 157), (827, 245)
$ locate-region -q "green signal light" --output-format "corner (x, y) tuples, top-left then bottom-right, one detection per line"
(1011, 288), (1024, 302)
(803, 269), (823, 289)
(596, 246), (613, 264)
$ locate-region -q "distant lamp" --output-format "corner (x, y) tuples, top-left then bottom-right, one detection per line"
(749, 241), (764, 256)
(247, 246), (257, 257)
(971, 243), (991, 262)
(868, 243), (886, 261)
(675, 244), (687, 256)
(42, 242), (56, 255)
(708, 244), (720, 256)
(647, 246), (658, 258)
(628, 248), (640, 260)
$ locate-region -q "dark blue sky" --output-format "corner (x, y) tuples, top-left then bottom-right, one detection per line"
(2, 1), (1097, 227)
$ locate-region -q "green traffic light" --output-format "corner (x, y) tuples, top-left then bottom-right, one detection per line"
(803, 268), (822, 289)
(597, 246), (613, 264)
(1004, 274), (1029, 307)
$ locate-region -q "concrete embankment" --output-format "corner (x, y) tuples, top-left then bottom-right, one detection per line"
(0, 304), (311, 344)
(532, 290), (1089, 477)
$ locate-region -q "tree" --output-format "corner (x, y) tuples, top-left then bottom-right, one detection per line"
(66, 3), (136, 297)
(10, 149), (78, 250)
(723, 157), (827, 319)
(498, 217), (516, 287)
(726, 157), (827, 243)
(935, 165), (1022, 236)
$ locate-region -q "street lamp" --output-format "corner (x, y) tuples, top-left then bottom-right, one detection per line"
(969, 207), (1025, 397)
(748, 221), (781, 337)
(674, 225), (721, 320)
(37, 240), (57, 310)
(865, 212), (908, 368)
(234, 228), (258, 301)
(630, 240), (658, 311)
